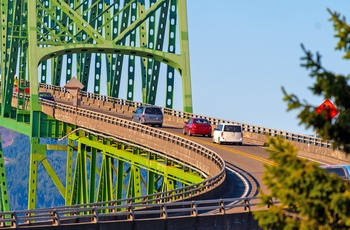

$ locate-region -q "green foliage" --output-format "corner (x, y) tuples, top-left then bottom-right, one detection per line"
(255, 9), (350, 229)
(254, 137), (350, 229)
(282, 9), (350, 154)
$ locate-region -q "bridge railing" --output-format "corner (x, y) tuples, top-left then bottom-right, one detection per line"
(0, 91), (231, 227)
(0, 196), (278, 228)
(40, 97), (226, 201)
(40, 83), (335, 149)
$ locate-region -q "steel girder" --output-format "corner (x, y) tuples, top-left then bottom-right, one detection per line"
(0, 0), (195, 211)
(64, 131), (203, 206)
(25, 127), (204, 210)
(60, 131), (204, 208)
(1, 0), (193, 129)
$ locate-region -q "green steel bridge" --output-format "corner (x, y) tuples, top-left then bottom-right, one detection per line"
(0, 1), (346, 224)
(0, 0), (227, 212)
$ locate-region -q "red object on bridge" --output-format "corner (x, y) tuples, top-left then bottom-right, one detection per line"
(13, 86), (30, 94)
(316, 99), (339, 119)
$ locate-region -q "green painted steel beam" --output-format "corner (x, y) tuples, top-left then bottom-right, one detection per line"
(165, 0), (177, 108)
(75, 139), (88, 205)
(78, 1), (93, 90)
(41, 158), (65, 197)
(147, 1), (169, 104)
(0, 118), (31, 136)
(46, 144), (67, 151)
(0, 0), (195, 211)
(28, 138), (45, 210)
(89, 144), (98, 204)
(116, 160), (124, 202)
(75, 133), (203, 184)
(62, 132), (205, 205)
(65, 138), (75, 206)
(1, 0), (194, 114)
(177, 0), (193, 112)
(147, 171), (155, 195)
(127, 1), (137, 101)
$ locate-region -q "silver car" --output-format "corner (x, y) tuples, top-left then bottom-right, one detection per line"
(212, 123), (243, 145)
(132, 105), (163, 127)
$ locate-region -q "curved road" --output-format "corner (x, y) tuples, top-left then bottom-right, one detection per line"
(111, 110), (343, 200)
(163, 125), (269, 198)
(65, 98), (268, 197)
(57, 98), (342, 202)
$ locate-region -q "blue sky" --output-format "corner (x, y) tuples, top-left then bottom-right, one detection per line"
(185, 1), (350, 135)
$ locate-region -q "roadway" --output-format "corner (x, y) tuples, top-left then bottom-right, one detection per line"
(162, 127), (268, 198)
(1, 95), (347, 229)
(55, 97), (266, 199)
(58, 97), (346, 202)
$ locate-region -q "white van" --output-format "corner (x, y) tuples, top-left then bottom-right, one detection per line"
(212, 123), (243, 145)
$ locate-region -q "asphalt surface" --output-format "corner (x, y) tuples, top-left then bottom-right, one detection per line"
(56, 98), (348, 201)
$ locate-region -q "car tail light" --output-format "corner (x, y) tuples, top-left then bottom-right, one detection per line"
(142, 114), (145, 120)
(221, 132), (224, 137)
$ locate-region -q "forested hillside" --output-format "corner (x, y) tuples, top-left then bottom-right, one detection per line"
(0, 127), (65, 211)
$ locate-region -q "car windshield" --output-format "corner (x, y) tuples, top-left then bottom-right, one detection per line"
(224, 125), (241, 132)
(324, 168), (346, 178)
(145, 107), (162, 115)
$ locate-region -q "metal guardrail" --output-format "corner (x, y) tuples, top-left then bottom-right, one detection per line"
(0, 196), (277, 228)
(0, 85), (230, 228)
(0, 92), (225, 228)
(0, 84), (337, 228)
(41, 99), (226, 201)
(0, 83), (333, 228)
(41, 83), (335, 149)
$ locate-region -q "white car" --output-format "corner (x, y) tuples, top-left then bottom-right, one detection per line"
(212, 123), (243, 145)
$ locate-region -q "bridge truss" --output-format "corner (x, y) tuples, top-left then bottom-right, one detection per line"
(0, 0), (195, 211)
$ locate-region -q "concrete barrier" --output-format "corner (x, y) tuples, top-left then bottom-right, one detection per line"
(41, 85), (350, 164)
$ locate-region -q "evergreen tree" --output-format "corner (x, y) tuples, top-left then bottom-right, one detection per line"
(254, 9), (350, 229)
(284, 9), (350, 154)
(254, 137), (350, 229)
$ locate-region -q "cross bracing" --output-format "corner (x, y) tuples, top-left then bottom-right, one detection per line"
(0, 0), (193, 121)
(0, 0), (205, 211)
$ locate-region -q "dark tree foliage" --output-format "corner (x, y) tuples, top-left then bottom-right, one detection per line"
(254, 9), (350, 229)
(254, 137), (350, 229)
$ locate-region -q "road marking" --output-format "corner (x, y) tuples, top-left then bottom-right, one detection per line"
(179, 134), (277, 166)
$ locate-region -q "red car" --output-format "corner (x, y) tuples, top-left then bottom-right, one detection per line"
(183, 118), (212, 137)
